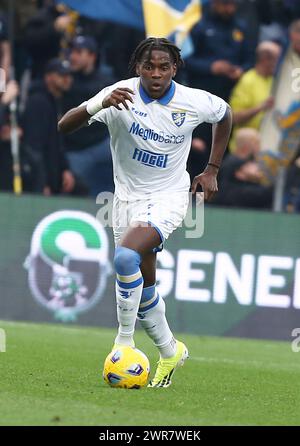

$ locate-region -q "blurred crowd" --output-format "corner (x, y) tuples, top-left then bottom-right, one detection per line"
(0, 0), (300, 212)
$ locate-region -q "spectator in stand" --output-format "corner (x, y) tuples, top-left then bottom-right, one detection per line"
(78, 18), (145, 80)
(0, 1), (41, 82)
(229, 41), (281, 152)
(24, 0), (77, 79)
(213, 128), (273, 208)
(260, 19), (300, 162)
(186, 0), (254, 101)
(185, 0), (255, 181)
(22, 58), (76, 195)
(62, 35), (113, 196)
(0, 80), (19, 191)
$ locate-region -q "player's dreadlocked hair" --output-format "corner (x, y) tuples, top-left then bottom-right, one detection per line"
(128, 37), (184, 74)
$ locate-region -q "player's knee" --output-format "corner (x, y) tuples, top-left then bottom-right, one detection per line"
(114, 246), (141, 275)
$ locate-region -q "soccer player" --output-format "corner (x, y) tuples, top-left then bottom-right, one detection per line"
(58, 37), (232, 388)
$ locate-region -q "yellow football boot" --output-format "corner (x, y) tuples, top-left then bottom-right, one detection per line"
(148, 340), (189, 388)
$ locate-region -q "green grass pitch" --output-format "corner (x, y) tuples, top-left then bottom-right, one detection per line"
(0, 320), (300, 426)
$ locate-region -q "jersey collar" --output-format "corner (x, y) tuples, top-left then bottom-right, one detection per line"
(139, 80), (175, 105)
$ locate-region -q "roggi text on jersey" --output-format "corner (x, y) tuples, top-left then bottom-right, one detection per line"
(129, 121), (184, 144)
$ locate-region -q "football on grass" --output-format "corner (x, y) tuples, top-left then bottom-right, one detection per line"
(103, 346), (150, 389)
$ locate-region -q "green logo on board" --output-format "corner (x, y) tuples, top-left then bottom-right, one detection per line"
(25, 211), (111, 322)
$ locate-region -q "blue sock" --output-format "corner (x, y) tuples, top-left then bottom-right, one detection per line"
(114, 246), (144, 346)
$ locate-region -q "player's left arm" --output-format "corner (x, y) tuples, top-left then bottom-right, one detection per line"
(191, 105), (232, 201)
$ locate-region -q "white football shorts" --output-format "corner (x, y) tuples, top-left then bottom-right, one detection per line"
(112, 191), (189, 251)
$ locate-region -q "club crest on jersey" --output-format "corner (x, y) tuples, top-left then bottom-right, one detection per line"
(172, 111), (186, 127)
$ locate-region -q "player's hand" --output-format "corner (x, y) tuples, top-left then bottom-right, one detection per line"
(191, 166), (219, 201)
(102, 88), (134, 111)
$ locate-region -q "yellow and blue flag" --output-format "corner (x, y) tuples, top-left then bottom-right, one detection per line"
(56, 0), (204, 55)
(142, 0), (201, 56)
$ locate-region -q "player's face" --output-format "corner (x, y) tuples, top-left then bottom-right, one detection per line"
(136, 50), (177, 100)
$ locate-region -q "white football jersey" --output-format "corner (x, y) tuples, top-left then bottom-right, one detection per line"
(88, 77), (227, 200)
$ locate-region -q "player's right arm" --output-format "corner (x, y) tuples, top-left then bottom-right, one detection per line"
(58, 87), (134, 134)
